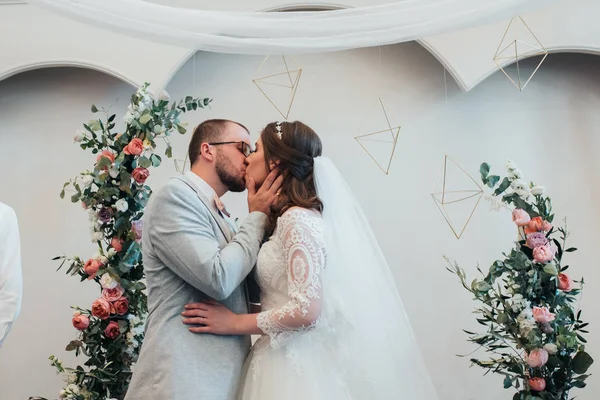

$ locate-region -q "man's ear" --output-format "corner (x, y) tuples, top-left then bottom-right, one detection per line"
(199, 143), (215, 162)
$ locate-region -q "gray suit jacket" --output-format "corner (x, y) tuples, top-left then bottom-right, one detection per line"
(125, 175), (267, 400)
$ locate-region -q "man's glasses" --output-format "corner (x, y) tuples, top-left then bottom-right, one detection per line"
(207, 141), (254, 157)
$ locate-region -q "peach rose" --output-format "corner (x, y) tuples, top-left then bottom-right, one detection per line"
(512, 209), (531, 227)
(527, 349), (549, 368)
(533, 244), (556, 264)
(529, 377), (546, 392)
(533, 306), (555, 324)
(102, 284), (125, 302)
(132, 167), (150, 184)
(558, 273), (574, 292)
(91, 298), (111, 320)
(525, 216), (552, 234)
(84, 259), (103, 279)
(124, 138), (144, 156)
(72, 313), (90, 330)
(96, 150), (115, 165)
(113, 296), (129, 315)
(110, 237), (123, 252)
(104, 321), (120, 339)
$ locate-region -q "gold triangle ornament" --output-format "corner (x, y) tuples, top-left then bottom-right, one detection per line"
(431, 156), (483, 239)
(493, 16), (548, 91)
(354, 98), (400, 175)
(252, 55), (302, 120)
(174, 153), (190, 174)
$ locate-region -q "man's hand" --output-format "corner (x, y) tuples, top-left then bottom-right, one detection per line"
(247, 169), (284, 215)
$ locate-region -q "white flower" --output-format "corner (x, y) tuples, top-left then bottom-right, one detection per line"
(100, 273), (118, 289)
(115, 198), (129, 212)
(90, 183), (99, 193)
(544, 343), (558, 355)
(153, 124), (166, 134)
(516, 188), (531, 201)
(126, 331), (135, 342)
(531, 186), (545, 196)
(59, 389), (68, 399)
(124, 111), (135, 124)
(93, 253), (108, 264)
(517, 307), (537, 336)
(91, 231), (104, 242)
(66, 384), (79, 394)
(76, 174), (94, 188)
(109, 166), (120, 179)
(510, 179), (527, 191)
(134, 324), (145, 335)
(73, 129), (88, 143)
(157, 89), (170, 101)
(106, 248), (117, 258)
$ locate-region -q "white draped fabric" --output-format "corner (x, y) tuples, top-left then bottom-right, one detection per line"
(26, 0), (557, 54)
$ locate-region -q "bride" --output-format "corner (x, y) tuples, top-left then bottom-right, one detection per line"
(182, 121), (438, 399)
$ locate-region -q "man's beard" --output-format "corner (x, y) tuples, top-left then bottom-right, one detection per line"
(215, 152), (245, 192)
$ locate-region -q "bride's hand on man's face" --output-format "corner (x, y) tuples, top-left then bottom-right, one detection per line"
(181, 300), (238, 335)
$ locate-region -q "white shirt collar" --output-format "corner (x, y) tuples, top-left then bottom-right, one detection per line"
(184, 170), (217, 202)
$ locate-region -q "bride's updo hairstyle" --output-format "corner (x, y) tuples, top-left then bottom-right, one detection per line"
(260, 121), (323, 234)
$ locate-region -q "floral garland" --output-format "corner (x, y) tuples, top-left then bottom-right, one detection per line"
(42, 83), (210, 400)
(448, 160), (594, 400)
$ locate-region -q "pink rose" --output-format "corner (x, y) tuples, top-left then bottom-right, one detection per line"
(110, 237), (123, 252)
(558, 273), (574, 292)
(526, 232), (548, 249)
(132, 220), (143, 242)
(527, 349), (549, 368)
(529, 377), (546, 392)
(72, 313), (90, 331)
(104, 321), (120, 339)
(132, 167), (150, 184)
(96, 150), (116, 165)
(512, 209), (531, 227)
(124, 138), (144, 156)
(102, 284), (125, 302)
(113, 296), (129, 315)
(84, 259), (103, 279)
(533, 244), (556, 263)
(525, 216), (552, 234)
(91, 298), (111, 320)
(533, 306), (555, 324)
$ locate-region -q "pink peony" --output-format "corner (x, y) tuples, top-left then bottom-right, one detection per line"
(529, 377), (546, 392)
(84, 259), (103, 279)
(104, 321), (120, 339)
(72, 313), (90, 330)
(102, 285), (125, 302)
(533, 244), (556, 264)
(512, 209), (531, 227)
(91, 298), (111, 320)
(123, 138), (144, 156)
(558, 273), (574, 292)
(113, 296), (129, 315)
(110, 237), (123, 252)
(525, 216), (552, 234)
(527, 349), (549, 368)
(533, 306), (555, 324)
(96, 150), (115, 165)
(132, 167), (150, 184)
(526, 232), (549, 249)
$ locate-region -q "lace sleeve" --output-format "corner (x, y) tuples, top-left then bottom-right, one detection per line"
(256, 208), (326, 348)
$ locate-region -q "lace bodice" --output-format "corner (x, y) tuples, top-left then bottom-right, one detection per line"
(255, 207), (326, 348)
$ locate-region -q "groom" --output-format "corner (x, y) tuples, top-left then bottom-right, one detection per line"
(125, 119), (283, 400)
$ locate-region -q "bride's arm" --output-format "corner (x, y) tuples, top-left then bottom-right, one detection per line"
(182, 209), (325, 343)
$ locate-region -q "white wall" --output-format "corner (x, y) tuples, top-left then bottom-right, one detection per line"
(0, 43), (599, 400)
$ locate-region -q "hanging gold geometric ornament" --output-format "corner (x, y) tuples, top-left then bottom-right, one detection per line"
(431, 156), (483, 239)
(252, 54), (302, 120)
(354, 97), (400, 175)
(493, 16), (548, 91)
(174, 153), (190, 174)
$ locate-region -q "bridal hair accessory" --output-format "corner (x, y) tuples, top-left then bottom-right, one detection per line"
(275, 121), (283, 139)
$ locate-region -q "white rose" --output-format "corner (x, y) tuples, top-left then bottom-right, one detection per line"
(91, 231), (104, 242)
(510, 179), (527, 191)
(76, 174), (94, 188)
(109, 166), (120, 179)
(544, 343), (558, 355)
(100, 273), (118, 289)
(531, 186), (545, 196)
(115, 199), (129, 212)
(157, 89), (170, 102)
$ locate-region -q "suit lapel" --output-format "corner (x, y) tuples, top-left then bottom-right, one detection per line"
(173, 176), (233, 242)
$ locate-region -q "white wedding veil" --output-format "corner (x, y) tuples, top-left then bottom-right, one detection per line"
(313, 156), (439, 399)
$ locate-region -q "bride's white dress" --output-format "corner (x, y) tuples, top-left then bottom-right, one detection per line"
(237, 207), (346, 400)
(237, 157), (439, 400)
